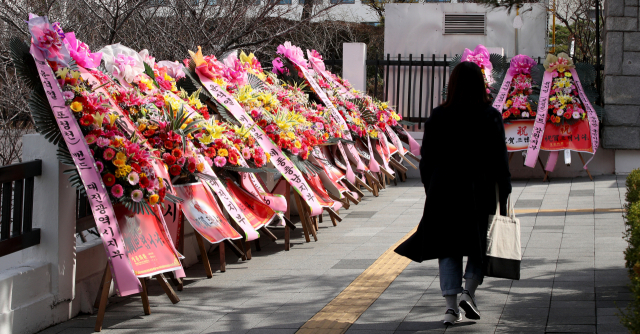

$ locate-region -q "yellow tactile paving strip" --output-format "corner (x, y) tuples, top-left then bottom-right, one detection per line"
(296, 227), (418, 334)
(514, 208), (625, 214)
(296, 207), (625, 334)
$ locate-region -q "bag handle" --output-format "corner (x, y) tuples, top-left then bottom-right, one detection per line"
(495, 184), (516, 219)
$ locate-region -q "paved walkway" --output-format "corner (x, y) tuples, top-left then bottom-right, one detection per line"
(40, 177), (630, 334)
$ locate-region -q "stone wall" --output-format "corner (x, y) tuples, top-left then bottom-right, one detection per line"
(603, 0), (640, 149)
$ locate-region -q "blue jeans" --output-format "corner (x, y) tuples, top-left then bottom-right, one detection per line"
(438, 257), (484, 296)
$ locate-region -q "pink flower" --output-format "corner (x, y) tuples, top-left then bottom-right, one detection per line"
(127, 172), (139, 185)
(265, 124), (277, 133)
(131, 189), (143, 202)
(63, 91), (75, 100)
(85, 134), (97, 144)
(103, 148), (115, 160)
(508, 55), (536, 76)
(461, 45), (492, 71)
(97, 137), (110, 147)
(27, 14), (70, 66)
(157, 61), (185, 80)
(214, 156), (226, 167)
(111, 184), (124, 198)
(272, 57), (288, 75)
(177, 157), (186, 166)
(63, 32), (102, 68)
(95, 161), (104, 173)
(205, 156), (213, 166)
(242, 148), (251, 160)
(307, 49), (325, 72)
(277, 42), (308, 68)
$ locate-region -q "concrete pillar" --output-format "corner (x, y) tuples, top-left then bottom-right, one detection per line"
(343, 43), (367, 92)
(10, 134), (77, 332)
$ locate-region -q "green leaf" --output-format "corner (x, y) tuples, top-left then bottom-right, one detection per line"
(144, 62), (160, 88)
(247, 73), (266, 91)
(56, 143), (75, 166)
(29, 89), (63, 145)
(10, 37), (40, 90)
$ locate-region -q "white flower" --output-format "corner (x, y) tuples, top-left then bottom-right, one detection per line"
(572, 112), (581, 119)
(522, 112), (529, 118)
(556, 108), (564, 116)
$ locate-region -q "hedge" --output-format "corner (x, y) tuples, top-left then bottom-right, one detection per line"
(622, 169), (640, 332)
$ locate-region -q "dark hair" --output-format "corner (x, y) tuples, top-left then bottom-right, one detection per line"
(441, 62), (491, 108)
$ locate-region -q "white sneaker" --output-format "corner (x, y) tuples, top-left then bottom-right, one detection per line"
(459, 290), (481, 320)
(443, 308), (462, 325)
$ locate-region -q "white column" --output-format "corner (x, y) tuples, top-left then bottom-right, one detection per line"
(21, 134), (77, 323)
(342, 43), (367, 92)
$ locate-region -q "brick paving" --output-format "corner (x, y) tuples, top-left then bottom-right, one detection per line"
(39, 176), (630, 334)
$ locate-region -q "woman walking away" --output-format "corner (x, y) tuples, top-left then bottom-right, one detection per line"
(394, 62), (512, 326)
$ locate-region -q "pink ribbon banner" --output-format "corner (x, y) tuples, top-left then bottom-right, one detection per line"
(492, 73), (514, 113)
(195, 74), (323, 217)
(30, 45), (142, 297)
(385, 124), (407, 160)
(524, 71), (553, 168)
(366, 136), (381, 173)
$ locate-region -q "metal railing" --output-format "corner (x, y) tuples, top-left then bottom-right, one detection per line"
(0, 160), (42, 257)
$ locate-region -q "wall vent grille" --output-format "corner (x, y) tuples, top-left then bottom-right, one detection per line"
(443, 13), (486, 35)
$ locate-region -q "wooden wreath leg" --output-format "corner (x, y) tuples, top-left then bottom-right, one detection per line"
(343, 190), (360, 205)
(537, 156), (549, 182)
(406, 152), (421, 164)
(261, 226), (277, 241)
(94, 264), (112, 332)
(296, 192), (318, 241)
(312, 216), (318, 232)
(577, 153), (594, 181)
(254, 238), (261, 252)
(219, 241), (226, 272)
(343, 179), (365, 198)
(403, 157), (418, 170)
(318, 213), (323, 225)
(285, 182), (291, 251)
(234, 239), (247, 260)
(392, 167), (399, 186)
(140, 278), (151, 315)
(169, 273), (183, 292)
(293, 192), (311, 243)
(244, 240), (252, 260)
(155, 274), (180, 304)
(195, 233), (213, 278)
(355, 176), (374, 193)
(324, 207), (342, 224)
(379, 166), (395, 180)
(94, 264), (109, 309)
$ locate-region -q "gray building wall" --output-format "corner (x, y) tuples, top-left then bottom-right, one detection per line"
(603, 0), (640, 149)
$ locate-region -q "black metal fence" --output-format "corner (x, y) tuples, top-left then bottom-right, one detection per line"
(0, 160), (42, 257)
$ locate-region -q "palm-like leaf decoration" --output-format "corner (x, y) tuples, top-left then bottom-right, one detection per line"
(162, 103), (203, 150)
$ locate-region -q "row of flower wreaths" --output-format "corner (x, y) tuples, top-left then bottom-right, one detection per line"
(16, 14), (599, 295)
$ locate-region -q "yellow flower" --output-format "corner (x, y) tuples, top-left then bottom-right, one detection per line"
(218, 148), (228, 157)
(391, 112), (400, 121)
(70, 101), (83, 113)
(115, 168), (127, 178)
(381, 102), (389, 109)
(70, 70), (81, 80)
(124, 165), (132, 173)
(287, 132), (296, 139)
(116, 152), (126, 161)
(93, 113), (105, 127)
(55, 67), (69, 79)
(199, 134), (213, 145)
(108, 113), (118, 127)
(138, 123), (147, 132)
(149, 194), (159, 205)
(265, 152), (271, 161)
(188, 46), (206, 67)
(294, 141), (301, 149)
(140, 173), (147, 178)
(113, 159), (126, 167)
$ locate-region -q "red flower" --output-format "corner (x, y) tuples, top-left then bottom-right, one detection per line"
(228, 153), (238, 165)
(257, 119), (268, 127)
(564, 112), (572, 119)
(172, 148), (183, 159)
(79, 114), (94, 127)
(187, 162), (196, 173)
(164, 140), (174, 150)
(169, 165), (181, 176)
(201, 109), (210, 120)
(254, 156), (264, 167)
(158, 187), (166, 202)
(103, 173), (116, 187)
(131, 163), (142, 173)
(530, 111), (536, 117)
(139, 176), (150, 188)
(144, 129), (155, 137)
(164, 155), (177, 165)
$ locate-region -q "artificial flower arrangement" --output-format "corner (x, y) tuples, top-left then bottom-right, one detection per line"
(53, 60), (167, 211)
(501, 55), (539, 121)
(543, 53), (588, 126)
(461, 45), (494, 95)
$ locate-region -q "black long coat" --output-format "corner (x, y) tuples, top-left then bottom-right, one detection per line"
(394, 104), (512, 263)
